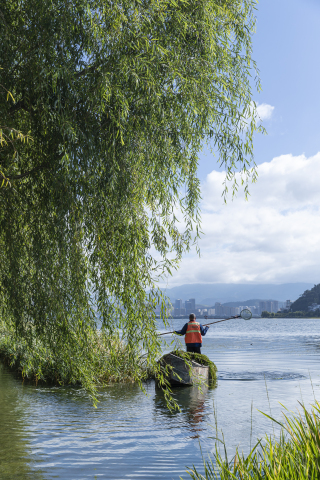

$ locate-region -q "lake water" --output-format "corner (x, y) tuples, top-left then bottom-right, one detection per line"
(1, 318), (320, 479)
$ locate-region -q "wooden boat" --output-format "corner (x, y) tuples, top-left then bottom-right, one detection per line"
(159, 352), (209, 387)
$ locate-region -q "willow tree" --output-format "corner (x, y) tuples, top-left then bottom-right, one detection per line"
(0, 0), (262, 394)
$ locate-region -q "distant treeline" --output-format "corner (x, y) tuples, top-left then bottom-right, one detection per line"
(261, 310), (320, 318)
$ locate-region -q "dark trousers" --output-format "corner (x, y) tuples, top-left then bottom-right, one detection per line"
(186, 345), (201, 354)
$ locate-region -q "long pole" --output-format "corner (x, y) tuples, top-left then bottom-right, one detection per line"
(202, 315), (240, 327)
(158, 314), (241, 335)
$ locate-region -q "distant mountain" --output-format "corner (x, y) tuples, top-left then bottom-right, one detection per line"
(290, 283), (320, 312)
(220, 299), (277, 308)
(163, 283), (314, 305)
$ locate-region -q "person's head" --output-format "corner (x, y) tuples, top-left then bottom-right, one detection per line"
(189, 313), (196, 321)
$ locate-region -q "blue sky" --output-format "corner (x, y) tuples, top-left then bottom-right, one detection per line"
(250, 0), (320, 165)
(197, 0), (320, 179)
(165, 0), (320, 287)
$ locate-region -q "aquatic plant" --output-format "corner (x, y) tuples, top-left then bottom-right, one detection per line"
(185, 401), (320, 480)
(171, 350), (217, 384)
(0, 320), (149, 396)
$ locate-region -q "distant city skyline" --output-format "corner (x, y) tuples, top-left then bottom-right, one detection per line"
(170, 297), (286, 317)
(161, 282), (313, 306)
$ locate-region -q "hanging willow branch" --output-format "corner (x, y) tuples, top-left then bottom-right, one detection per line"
(0, 0), (262, 400)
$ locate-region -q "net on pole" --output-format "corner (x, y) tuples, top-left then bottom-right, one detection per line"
(240, 309), (252, 320)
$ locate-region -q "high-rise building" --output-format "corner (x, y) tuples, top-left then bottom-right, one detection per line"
(265, 301), (272, 313)
(189, 298), (195, 312)
(259, 301), (267, 314)
(215, 302), (223, 316)
(185, 298), (196, 316)
(286, 300), (292, 310)
(266, 301), (279, 313)
(260, 300), (279, 314)
(174, 299), (183, 316)
(223, 306), (231, 316)
(175, 299), (183, 309)
(185, 300), (191, 315)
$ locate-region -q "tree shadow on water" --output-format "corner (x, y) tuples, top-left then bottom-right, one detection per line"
(0, 363), (46, 480)
(154, 384), (215, 439)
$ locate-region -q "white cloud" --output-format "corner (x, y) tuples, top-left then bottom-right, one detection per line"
(256, 103), (275, 120)
(167, 152), (320, 285)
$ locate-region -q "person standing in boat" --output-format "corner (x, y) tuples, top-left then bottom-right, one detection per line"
(174, 313), (209, 354)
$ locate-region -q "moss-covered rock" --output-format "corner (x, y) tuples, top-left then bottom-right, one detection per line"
(171, 349), (217, 384)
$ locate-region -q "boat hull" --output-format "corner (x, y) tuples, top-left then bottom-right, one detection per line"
(159, 353), (209, 386)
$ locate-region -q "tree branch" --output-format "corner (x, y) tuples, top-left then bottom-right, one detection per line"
(4, 162), (51, 180)
(75, 64), (98, 78)
(8, 99), (27, 116)
(3, 151), (66, 181)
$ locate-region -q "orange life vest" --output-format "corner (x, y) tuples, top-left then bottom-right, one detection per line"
(185, 321), (202, 344)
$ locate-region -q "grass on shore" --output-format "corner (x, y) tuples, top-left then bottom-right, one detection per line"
(186, 401), (320, 480)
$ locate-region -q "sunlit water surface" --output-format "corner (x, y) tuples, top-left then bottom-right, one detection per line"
(1, 318), (320, 479)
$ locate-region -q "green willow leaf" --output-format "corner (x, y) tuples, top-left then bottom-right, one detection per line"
(0, 0), (263, 400)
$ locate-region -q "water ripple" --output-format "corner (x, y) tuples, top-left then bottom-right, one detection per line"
(2, 318), (320, 479)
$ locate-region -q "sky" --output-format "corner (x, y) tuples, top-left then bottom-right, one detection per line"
(164, 0), (320, 287)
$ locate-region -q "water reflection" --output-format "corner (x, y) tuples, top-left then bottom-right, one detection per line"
(154, 385), (213, 439)
(0, 365), (45, 480)
(1, 318), (320, 480)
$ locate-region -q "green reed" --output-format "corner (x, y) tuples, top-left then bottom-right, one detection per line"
(0, 319), (149, 390)
(186, 401), (320, 480)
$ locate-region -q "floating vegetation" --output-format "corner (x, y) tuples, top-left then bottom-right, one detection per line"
(171, 350), (217, 384)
